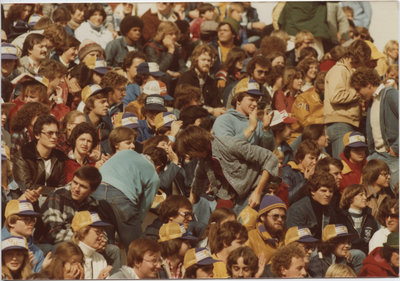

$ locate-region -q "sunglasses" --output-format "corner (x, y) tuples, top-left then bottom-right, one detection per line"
(267, 214), (286, 221)
(386, 213), (399, 219)
(179, 211), (193, 219)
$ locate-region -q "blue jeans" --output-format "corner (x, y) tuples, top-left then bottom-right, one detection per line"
(327, 122), (356, 160)
(91, 183), (142, 250)
(368, 151), (399, 192)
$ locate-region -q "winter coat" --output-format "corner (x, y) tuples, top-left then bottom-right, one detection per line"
(339, 152), (366, 193)
(144, 40), (187, 74)
(358, 247), (398, 277)
(281, 161), (306, 204)
(74, 21), (113, 49)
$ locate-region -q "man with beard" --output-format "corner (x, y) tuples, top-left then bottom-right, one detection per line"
(177, 44), (226, 117)
(100, 71), (128, 120)
(247, 195), (287, 264)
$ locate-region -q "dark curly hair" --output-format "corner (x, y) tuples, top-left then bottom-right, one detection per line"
(68, 122), (99, 153)
(10, 102), (50, 133)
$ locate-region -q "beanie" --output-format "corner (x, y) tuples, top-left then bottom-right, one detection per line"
(258, 195), (287, 217)
(221, 17), (240, 35)
(120, 15), (144, 36)
(78, 40), (105, 62)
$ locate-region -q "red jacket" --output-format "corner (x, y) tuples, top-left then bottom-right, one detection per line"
(358, 247), (398, 277)
(64, 157), (95, 183)
(339, 152), (366, 194)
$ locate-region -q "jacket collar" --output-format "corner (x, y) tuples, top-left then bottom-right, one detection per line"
(256, 222), (282, 248)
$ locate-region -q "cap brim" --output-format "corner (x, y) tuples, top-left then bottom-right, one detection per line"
(18, 210), (41, 217)
(91, 221), (112, 227)
(336, 233), (358, 239)
(347, 142), (368, 148)
(145, 104), (167, 112)
(150, 71), (165, 77)
(92, 87), (113, 96)
(2, 245), (28, 251)
(162, 94), (174, 101)
(197, 256), (219, 265)
(94, 67), (109, 75)
(298, 236), (319, 243)
(2, 54), (18, 60)
(247, 90), (263, 96)
(181, 233), (198, 240)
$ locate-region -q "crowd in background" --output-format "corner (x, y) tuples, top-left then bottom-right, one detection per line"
(1, 1), (399, 279)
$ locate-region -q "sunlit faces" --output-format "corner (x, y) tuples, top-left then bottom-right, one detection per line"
(164, 32), (177, 44)
(333, 238), (351, 258)
(116, 139), (136, 153)
(291, 76), (303, 91)
(9, 216), (37, 237)
(74, 133), (93, 156)
(385, 208), (399, 232)
(145, 110), (160, 128)
(299, 153), (317, 171)
(231, 257), (254, 278)
(1, 59), (16, 77)
(230, 9), (242, 22)
(236, 94), (259, 117)
(311, 186), (333, 206)
(349, 147), (366, 164)
(375, 170), (391, 188)
(135, 251), (162, 278)
(70, 176), (93, 203)
(3, 249), (26, 273)
(350, 191), (367, 210)
(203, 10), (214, 21)
(261, 208), (286, 235)
(297, 242), (316, 264)
(306, 64), (318, 81)
(71, 8), (85, 23)
(235, 59), (244, 71)
(298, 37), (314, 53)
(110, 84), (127, 105)
(390, 251), (399, 269)
(23, 89), (41, 103)
(89, 11), (104, 27)
(278, 124), (293, 143)
(218, 24), (234, 44)
(63, 46), (78, 63)
(196, 52), (212, 74)
(85, 51), (102, 61)
(281, 256), (307, 278)
(356, 85), (375, 101)
(81, 226), (105, 249)
(92, 98), (109, 117)
(36, 123), (59, 149)
(328, 164), (342, 188)
(156, 2), (172, 15)
(47, 74), (64, 95)
(63, 254), (84, 279)
(28, 40), (47, 61)
(66, 115), (87, 138)
(122, 3), (133, 14)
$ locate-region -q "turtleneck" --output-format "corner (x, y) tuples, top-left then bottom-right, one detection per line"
(88, 20), (102, 32)
(78, 241), (96, 257)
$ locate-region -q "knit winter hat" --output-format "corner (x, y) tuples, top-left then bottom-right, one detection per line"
(258, 195), (287, 217)
(120, 15), (143, 36)
(78, 39), (105, 62)
(221, 17), (240, 35)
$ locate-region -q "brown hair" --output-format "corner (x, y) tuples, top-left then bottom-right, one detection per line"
(20, 81), (48, 104)
(2, 247), (32, 280)
(350, 67), (382, 91)
(362, 159), (390, 186)
(296, 57), (318, 77)
(60, 110), (85, 135)
(295, 139), (320, 163)
(68, 122), (99, 153)
(10, 102), (50, 133)
(190, 44), (216, 70)
(100, 71), (128, 89)
(159, 195), (192, 223)
(38, 59), (67, 81)
(347, 40), (371, 68)
(122, 51), (146, 72)
(22, 33), (45, 57)
(173, 84), (201, 111)
(84, 3), (106, 22)
(376, 198), (399, 226)
(127, 238), (160, 267)
(175, 125), (213, 159)
(314, 157), (343, 174)
(271, 243), (305, 277)
(108, 127), (137, 154)
(142, 135), (169, 152)
(222, 47), (247, 75)
(227, 246), (258, 277)
(57, 34), (81, 55)
(71, 225), (91, 244)
(210, 221), (248, 254)
(260, 36), (287, 57)
(202, 208), (236, 246)
(339, 184), (365, 209)
(84, 92), (109, 114)
(294, 30), (314, 49)
(42, 23), (67, 50)
(307, 171), (336, 193)
(154, 21), (180, 43)
(246, 55), (271, 77)
(302, 124), (326, 143)
(325, 263), (356, 277)
(282, 67), (303, 92)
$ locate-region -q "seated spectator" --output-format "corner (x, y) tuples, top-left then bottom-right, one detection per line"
(179, 105), (211, 129)
(3, 4), (34, 42)
(190, 3), (215, 42)
(57, 110), (87, 155)
(273, 67), (303, 113)
(1, 236), (33, 279)
(65, 3), (88, 35)
(286, 172), (337, 239)
(121, 51), (146, 86)
(51, 34), (80, 70)
(210, 220), (248, 278)
(285, 226), (319, 266)
(338, 184), (378, 254)
(105, 16), (143, 67)
(297, 57), (319, 92)
(281, 139), (319, 204)
(40, 241), (85, 279)
(301, 124), (330, 159)
(109, 238), (162, 279)
(247, 195), (286, 264)
(183, 247), (217, 278)
(100, 71), (128, 120)
(1, 43), (21, 83)
(71, 211), (113, 279)
(325, 263), (357, 277)
(74, 3), (113, 49)
(285, 30), (315, 67)
(158, 222), (197, 278)
(77, 40), (105, 65)
(109, 115), (139, 154)
(339, 131), (368, 193)
(18, 33), (47, 75)
(171, 84), (202, 119)
(369, 199), (399, 253)
(308, 224), (366, 277)
(358, 232), (399, 277)
(271, 243), (307, 278)
(227, 246), (263, 278)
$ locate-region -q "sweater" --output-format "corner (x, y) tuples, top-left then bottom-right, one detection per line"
(78, 241), (108, 279)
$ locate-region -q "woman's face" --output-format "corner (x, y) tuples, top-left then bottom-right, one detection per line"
(23, 89), (41, 103)
(89, 11), (103, 27)
(156, 140), (170, 153)
(271, 56), (285, 67)
(350, 191), (367, 210)
(21, 5), (32, 21)
(164, 32), (177, 44)
(3, 249), (25, 273)
(375, 170), (391, 188)
(291, 76), (303, 91)
(75, 133), (93, 156)
(333, 238), (351, 258)
(306, 64), (318, 81)
(388, 45), (399, 60)
(63, 255), (84, 279)
(235, 59), (244, 71)
(231, 256), (254, 278)
(66, 115), (86, 138)
(317, 129), (329, 148)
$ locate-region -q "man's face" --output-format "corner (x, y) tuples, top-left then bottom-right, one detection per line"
(328, 164), (342, 188)
(236, 94), (259, 117)
(231, 256), (253, 278)
(29, 40), (47, 61)
(70, 176), (93, 203)
(72, 9), (85, 23)
(127, 58), (145, 80)
(36, 123), (58, 150)
(156, 3), (172, 15)
(135, 251), (162, 278)
(127, 27), (141, 43)
(218, 24), (234, 44)
(299, 153), (317, 171)
(196, 52), (212, 74)
(169, 207), (193, 230)
(298, 37), (314, 53)
(311, 186), (333, 205)
(1, 59), (16, 77)
(261, 208), (286, 235)
(81, 226), (104, 249)
(110, 84), (127, 105)
(75, 133), (93, 156)
(92, 97), (109, 117)
(356, 85), (375, 101)
(281, 256), (307, 278)
(252, 64), (269, 85)
(9, 215), (36, 237)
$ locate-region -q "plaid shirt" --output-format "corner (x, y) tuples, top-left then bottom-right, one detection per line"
(40, 184), (99, 244)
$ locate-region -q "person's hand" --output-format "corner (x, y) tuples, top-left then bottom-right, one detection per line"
(188, 9), (199, 19)
(163, 36), (175, 53)
(242, 43), (257, 55)
(19, 186), (42, 203)
(167, 145), (179, 165)
(96, 236), (107, 253)
(255, 252), (266, 278)
(248, 189), (262, 208)
(252, 21), (266, 30)
(95, 153), (111, 169)
(166, 70), (181, 78)
(170, 120), (183, 137)
(262, 109), (273, 130)
(29, 251), (38, 267)
(89, 148), (102, 162)
(212, 107), (226, 117)
(304, 165), (315, 180)
(66, 76), (81, 94)
(389, 147), (398, 157)
(249, 108), (258, 131)
(97, 265), (113, 279)
(63, 262), (84, 279)
(42, 252), (53, 270)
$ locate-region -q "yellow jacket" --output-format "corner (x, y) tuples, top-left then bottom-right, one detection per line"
(212, 254), (229, 278)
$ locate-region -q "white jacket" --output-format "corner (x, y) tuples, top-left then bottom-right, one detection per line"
(78, 241), (109, 279)
(75, 22), (113, 50)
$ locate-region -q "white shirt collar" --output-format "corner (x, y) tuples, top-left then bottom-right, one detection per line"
(372, 84), (385, 98)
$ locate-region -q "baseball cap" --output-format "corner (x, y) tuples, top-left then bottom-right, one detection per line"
(142, 80), (173, 101)
(2, 236), (28, 252)
(84, 57), (110, 75)
(2, 43), (19, 60)
(183, 247), (218, 270)
(112, 112), (140, 129)
(154, 112), (177, 130)
(343, 131), (368, 148)
(137, 62), (165, 77)
(285, 226), (319, 245)
(322, 224), (356, 242)
(144, 94), (167, 112)
(71, 211), (111, 232)
(258, 195), (287, 217)
(365, 40), (385, 60)
(5, 200), (40, 219)
(234, 77), (263, 96)
(81, 84), (112, 103)
(158, 222), (198, 242)
(11, 73), (49, 88)
(200, 20), (218, 35)
(270, 110), (297, 127)
(28, 14), (42, 28)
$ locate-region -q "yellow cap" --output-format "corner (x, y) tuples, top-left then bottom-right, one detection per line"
(158, 222), (197, 242)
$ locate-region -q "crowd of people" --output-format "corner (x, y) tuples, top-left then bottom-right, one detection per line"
(1, 1), (399, 279)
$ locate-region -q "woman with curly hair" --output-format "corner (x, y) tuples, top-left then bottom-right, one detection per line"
(3, 4), (34, 41)
(273, 67), (303, 113)
(9, 102), (49, 162)
(64, 122), (99, 183)
(297, 57), (319, 92)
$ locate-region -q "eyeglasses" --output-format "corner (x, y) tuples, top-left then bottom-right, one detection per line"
(41, 131), (60, 138)
(179, 211), (193, 219)
(267, 214), (286, 221)
(386, 213), (399, 219)
(143, 258), (162, 265)
(300, 243), (316, 252)
(116, 87), (126, 92)
(90, 228), (104, 236)
(380, 172), (390, 177)
(17, 216), (37, 224)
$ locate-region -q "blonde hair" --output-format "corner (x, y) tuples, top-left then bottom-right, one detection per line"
(295, 30), (314, 49)
(154, 21), (180, 43)
(227, 3), (244, 16)
(325, 263), (356, 277)
(71, 225), (91, 244)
